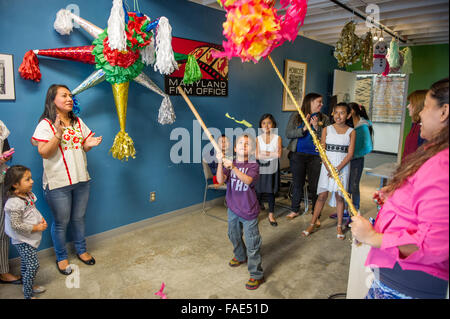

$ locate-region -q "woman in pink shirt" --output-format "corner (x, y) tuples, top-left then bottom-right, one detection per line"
(351, 78), (449, 299)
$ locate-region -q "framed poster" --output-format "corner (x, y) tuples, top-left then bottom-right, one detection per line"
(282, 59), (307, 111)
(371, 75), (406, 123)
(0, 54), (15, 100)
(165, 37), (228, 97)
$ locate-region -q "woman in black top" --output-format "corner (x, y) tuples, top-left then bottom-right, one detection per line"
(285, 93), (330, 219)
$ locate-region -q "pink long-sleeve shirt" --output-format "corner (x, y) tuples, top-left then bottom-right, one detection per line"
(365, 148), (449, 281)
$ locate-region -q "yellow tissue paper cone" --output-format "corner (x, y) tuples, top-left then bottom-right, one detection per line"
(109, 82), (136, 161)
(112, 82), (129, 132)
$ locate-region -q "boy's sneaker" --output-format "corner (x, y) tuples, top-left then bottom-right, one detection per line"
(245, 277), (265, 290)
(229, 257), (247, 267)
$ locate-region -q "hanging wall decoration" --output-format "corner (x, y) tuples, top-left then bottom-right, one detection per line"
(387, 49), (404, 73)
(360, 31), (374, 71)
(386, 38), (400, 69)
(400, 47), (413, 74)
(372, 39), (389, 76)
(334, 21), (361, 68)
(165, 37), (228, 97)
(18, 0), (203, 161)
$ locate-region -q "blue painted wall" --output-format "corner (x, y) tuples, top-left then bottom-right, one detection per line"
(0, 0), (337, 258)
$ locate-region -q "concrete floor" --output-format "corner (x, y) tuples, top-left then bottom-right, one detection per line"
(0, 154), (395, 299)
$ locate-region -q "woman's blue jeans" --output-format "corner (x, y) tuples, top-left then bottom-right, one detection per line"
(44, 181), (90, 262)
(227, 208), (263, 280)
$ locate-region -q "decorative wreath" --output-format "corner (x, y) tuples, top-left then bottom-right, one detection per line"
(360, 31), (374, 71)
(334, 21), (361, 68)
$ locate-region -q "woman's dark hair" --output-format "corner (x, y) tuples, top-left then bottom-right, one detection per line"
(296, 93), (323, 124)
(334, 102), (351, 114)
(259, 113), (277, 128)
(3, 165), (30, 199)
(385, 77), (449, 193)
(349, 102), (369, 120)
(349, 102), (374, 137)
(39, 84), (77, 125)
(331, 102), (352, 125)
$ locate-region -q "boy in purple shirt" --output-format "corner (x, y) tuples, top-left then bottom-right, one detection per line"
(216, 134), (264, 290)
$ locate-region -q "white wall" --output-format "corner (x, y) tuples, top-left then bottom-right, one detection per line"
(372, 122), (401, 154)
(333, 69), (356, 103)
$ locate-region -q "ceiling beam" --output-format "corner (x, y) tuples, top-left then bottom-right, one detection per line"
(392, 21), (449, 32)
(301, 12), (449, 33)
(381, 12), (449, 28)
(407, 32), (449, 40)
(306, 0), (392, 16)
(305, 0), (447, 23)
(315, 33), (449, 46)
(399, 27), (450, 37)
(303, 24), (449, 41)
(410, 38), (449, 45)
(304, 4), (447, 27)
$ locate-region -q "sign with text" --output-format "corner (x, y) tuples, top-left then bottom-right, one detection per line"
(165, 37), (228, 97)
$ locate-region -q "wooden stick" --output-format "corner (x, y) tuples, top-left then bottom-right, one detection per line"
(267, 55), (358, 217)
(177, 86), (222, 155)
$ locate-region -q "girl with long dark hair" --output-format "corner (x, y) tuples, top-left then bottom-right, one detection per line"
(348, 102), (373, 211)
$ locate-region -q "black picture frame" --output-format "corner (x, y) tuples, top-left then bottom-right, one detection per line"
(0, 53), (16, 101)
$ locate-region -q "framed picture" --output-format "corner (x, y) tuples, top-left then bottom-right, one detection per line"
(282, 59), (307, 111)
(0, 53), (15, 100)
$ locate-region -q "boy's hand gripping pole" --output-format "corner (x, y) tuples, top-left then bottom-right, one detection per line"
(177, 86), (230, 161)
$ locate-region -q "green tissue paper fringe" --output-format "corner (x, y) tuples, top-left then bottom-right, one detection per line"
(388, 39), (400, 69)
(183, 55), (202, 85)
(401, 47), (413, 74)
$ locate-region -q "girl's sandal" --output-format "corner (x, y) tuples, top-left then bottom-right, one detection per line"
(301, 224), (317, 237)
(336, 225), (345, 240)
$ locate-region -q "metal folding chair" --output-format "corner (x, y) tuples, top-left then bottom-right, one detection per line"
(201, 159), (227, 222)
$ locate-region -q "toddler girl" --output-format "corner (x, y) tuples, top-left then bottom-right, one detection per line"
(4, 165), (47, 299)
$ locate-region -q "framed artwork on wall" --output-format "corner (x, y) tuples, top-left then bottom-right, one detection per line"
(282, 59), (307, 111)
(0, 53), (15, 100)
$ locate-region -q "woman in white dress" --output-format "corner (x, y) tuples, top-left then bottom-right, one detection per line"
(302, 103), (355, 239)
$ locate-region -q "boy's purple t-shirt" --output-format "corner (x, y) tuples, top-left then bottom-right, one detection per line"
(223, 161), (260, 220)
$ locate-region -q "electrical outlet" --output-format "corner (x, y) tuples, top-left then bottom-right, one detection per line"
(150, 191), (156, 202)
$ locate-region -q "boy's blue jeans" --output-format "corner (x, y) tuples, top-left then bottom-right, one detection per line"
(44, 181), (90, 262)
(227, 208), (263, 280)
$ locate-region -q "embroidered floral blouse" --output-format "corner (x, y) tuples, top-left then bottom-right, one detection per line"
(31, 117), (93, 190)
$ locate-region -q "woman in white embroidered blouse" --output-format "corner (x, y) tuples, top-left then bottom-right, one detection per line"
(31, 84), (102, 275)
